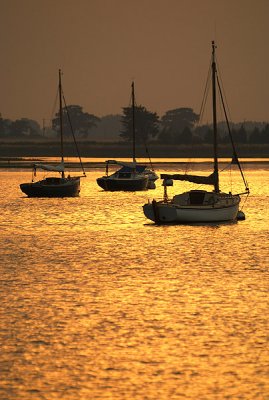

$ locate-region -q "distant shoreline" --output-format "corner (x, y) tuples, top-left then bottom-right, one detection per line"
(0, 141), (268, 159)
(1, 157), (268, 170)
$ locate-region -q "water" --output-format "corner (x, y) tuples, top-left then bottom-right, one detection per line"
(1, 163), (268, 400)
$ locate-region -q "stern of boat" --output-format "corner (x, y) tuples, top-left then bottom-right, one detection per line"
(143, 201), (178, 223)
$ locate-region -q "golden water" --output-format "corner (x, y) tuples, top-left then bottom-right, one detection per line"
(1, 164), (268, 399)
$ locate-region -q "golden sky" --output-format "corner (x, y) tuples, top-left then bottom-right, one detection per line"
(1, 0), (269, 124)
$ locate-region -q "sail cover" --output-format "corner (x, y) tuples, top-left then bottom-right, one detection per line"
(161, 172), (217, 186)
(106, 160), (146, 173)
(106, 160), (136, 168)
(34, 162), (65, 173)
(118, 165), (146, 173)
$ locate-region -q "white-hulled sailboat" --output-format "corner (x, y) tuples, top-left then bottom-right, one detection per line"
(143, 41), (249, 224)
(96, 81), (158, 191)
(20, 70), (86, 197)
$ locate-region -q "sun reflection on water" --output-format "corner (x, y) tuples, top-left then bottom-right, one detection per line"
(0, 166), (268, 399)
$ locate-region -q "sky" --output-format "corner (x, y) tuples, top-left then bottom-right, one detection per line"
(1, 0), (269, 126)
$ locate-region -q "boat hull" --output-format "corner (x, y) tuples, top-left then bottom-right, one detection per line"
(97, 176), (148, 191)
(143, 202), (240, 223)
(20, 177), (80, 197)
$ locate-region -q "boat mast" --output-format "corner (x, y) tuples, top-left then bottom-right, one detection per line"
(131, 81), (136, 162)
(59, 69), (65, 178)
(211, 41), (219, 192)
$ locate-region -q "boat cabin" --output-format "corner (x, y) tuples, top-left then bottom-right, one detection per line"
(117, 171), (132, 179)
(173, 190), (216, 206)
(43, 177), (65, 185)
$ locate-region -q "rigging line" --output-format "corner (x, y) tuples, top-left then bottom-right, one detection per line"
(216, 81), (225, 132)
(198, 58), (212, 125)
(240, 191), (249, 211)
(219, 163), (232, 173)
(198, 57), (212, 123)
(131, 83), (152, 165)
(185, 155), (194, 175)
(131, 81), (136, 162)
(50, 87), (59, 126)
(144, 143), (154, 170)
(186, 59), (211, 175)
(62, 92), (86, 177)
(128, 91), (132, 108)
(216, 57), (232, 122)
(216, 75), (249, 191)
(185, 134), (194, 174)
(229, 163), (233, 193)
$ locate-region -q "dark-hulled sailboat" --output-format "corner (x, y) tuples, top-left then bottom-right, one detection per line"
(143, 42), (249, 223)
(96, 82), (157, 191)
(20, 70), (86, 197)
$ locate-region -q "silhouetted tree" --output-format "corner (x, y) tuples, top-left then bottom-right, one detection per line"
(120, 105), (159, 143)
(248, 127), (261, 143)
(159, 108), (199, 143)
(9, 118), (41, 137)
(52, 105), (100, 139)
(193, 125), (209, 141)
(249, 124), (269, 144)
(0, 114), (10, 136)
(234, 124), (247, 144)
(260, 124), (269, 143)
(176, 126), (193, 144)
(95, 114), (121, 141)
(204, 128), (214, 144)
(0, 113), (2, 131)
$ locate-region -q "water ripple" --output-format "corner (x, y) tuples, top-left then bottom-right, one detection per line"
(0, 169), (268, 399)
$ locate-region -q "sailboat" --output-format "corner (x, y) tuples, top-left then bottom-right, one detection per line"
(143, 41), (249, 224)
(20, 70), (86, 197)
(96, 82), (158, 191)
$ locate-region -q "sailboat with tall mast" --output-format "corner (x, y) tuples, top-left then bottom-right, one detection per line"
(20, 69), (86, 197)
(143, 41), (249, 223)
(96, 81), (158, 191)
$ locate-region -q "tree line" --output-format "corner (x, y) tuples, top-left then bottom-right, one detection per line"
(1, 105), (269, 144)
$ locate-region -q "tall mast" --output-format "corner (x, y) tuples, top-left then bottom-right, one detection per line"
(211, 41), (219, 192)
(131, 81), (136, 162)
(59, 69), (65, 178)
